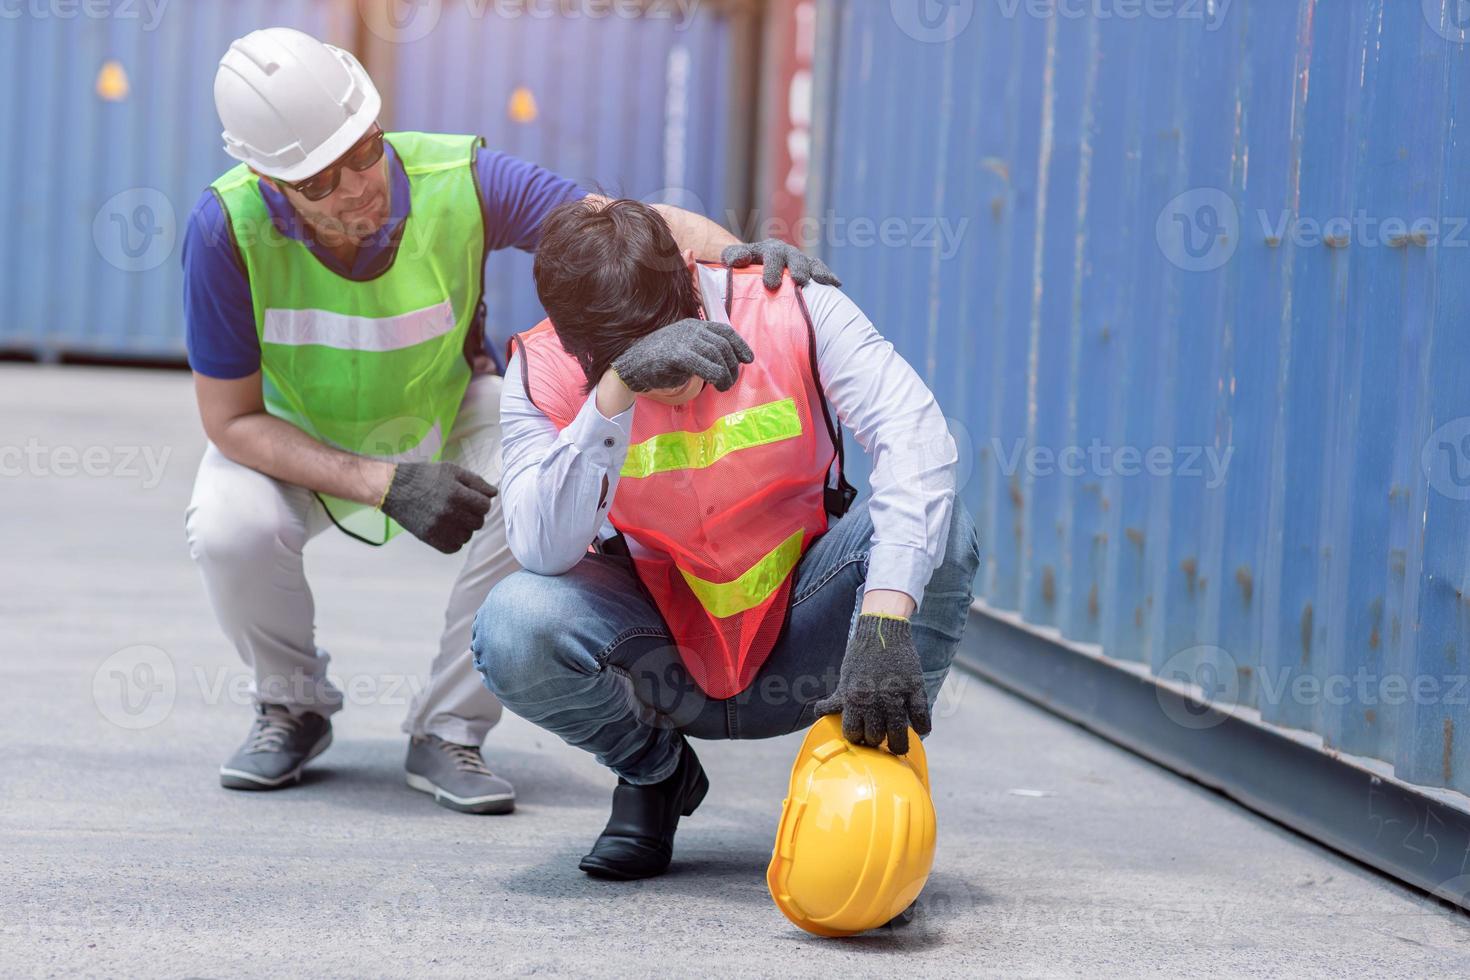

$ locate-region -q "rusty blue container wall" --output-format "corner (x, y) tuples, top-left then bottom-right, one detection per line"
(389, 5), (731, 356)
(815, 1), (1470, 796)
(0, 1), (354, 359)
(1212, 0), (1300, 728)
(1403, 6), (1470, 789)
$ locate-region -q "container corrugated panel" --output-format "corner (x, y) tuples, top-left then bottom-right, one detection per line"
(0, 1), (354, 359)
(814, 1), (1470, 795)
(388, 1), (732, 357)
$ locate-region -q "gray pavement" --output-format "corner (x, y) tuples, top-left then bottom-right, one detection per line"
(3, 363), (1469, 978)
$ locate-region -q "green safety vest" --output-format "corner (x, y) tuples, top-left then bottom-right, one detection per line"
(210, 132), (486, 544)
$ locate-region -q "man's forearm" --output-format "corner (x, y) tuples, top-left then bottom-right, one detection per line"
(212, 412), (395, 506)
(595, 366), (637, 418)
(499, 355), (636, 574)
(652, 204), (739, 262)
(861, 589), (917, 618)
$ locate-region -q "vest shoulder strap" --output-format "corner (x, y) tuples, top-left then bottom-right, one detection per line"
(211, 162), (268, 225)
(515, 320), (587, 429)
(725, 267), (857, 518)
(211, 162), (257, 195)
(387, 131), (483, 175)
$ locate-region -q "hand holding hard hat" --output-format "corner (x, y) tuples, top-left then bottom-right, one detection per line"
(767, 713), (937, 937)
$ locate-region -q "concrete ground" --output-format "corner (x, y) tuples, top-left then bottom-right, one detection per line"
(2, 363), (1469, 979)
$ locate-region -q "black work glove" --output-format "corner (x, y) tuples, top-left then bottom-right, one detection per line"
(380, 461), (497, 555)
(722, 238), (842, 291)
(612, 317), (755, 393)
(814, 614), (931, 755)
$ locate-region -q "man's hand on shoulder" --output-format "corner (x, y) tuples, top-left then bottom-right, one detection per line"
(722, 239), (842, 291)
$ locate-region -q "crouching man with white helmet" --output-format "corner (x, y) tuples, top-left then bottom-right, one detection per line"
(182, 27), (836, 813)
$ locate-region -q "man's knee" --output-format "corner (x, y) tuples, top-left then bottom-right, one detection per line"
(184, 494), (303, 574)
(937, 498), (981, 585)
(471, 571), (591, 703)
(913, 499), (979, 662)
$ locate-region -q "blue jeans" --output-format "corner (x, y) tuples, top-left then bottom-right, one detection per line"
(471, 498), (980, 784)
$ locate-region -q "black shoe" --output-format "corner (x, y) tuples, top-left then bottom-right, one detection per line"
(578, 736), (708, 881)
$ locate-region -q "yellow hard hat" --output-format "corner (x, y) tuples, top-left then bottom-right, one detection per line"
(766, 714), (937, 937)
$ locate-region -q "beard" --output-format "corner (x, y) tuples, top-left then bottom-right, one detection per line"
(306, 196), (386, 245)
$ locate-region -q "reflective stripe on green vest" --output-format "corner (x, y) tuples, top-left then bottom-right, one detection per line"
(210, 132), (486, 544)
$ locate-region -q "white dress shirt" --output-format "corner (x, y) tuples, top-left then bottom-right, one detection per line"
(498, 265), (958, 605)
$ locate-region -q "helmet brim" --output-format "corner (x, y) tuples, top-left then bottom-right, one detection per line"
(240, 88), (382, 183)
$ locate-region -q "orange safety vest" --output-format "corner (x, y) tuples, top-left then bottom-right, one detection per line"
(512, 264), (853, 698)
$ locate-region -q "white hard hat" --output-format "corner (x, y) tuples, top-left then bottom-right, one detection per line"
(214, 27), (382, 182)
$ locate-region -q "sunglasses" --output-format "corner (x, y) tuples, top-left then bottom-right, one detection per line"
(281, 126), (386, 202)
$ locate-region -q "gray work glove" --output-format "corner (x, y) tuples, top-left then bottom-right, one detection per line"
(814, 614), (931, 755)
(612, 317), (754, 393)
(722, 238), (842, 291)
(380, 461), (497, 555)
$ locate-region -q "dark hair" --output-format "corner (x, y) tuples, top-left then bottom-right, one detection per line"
(533, 197), (701, 391)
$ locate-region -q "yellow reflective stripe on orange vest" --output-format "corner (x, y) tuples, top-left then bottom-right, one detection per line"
(621, 397), (802, 479)
(678, 528), (806, 619)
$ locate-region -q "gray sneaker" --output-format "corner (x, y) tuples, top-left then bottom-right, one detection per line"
(219, 703), (332, 790)
(405, 735), (516, 814)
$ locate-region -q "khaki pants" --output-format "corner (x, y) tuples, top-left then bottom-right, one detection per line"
(184, 375), (513, 746)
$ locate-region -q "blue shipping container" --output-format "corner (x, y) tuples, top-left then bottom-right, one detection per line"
(0, 0), (735, 362)
(386, 0), (733, 359)
(813, 0), (1470, 797)
(0, 0), (355, 359)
